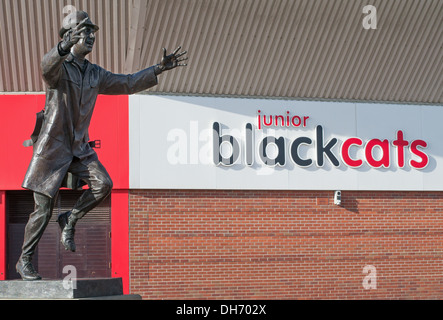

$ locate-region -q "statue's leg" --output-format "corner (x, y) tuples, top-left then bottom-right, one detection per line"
(58, 155), (113, 252)
(69, 155), (113, 219)
(17, 192), (56, 280)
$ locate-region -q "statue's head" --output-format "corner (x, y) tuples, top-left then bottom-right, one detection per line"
(60, 11), (99, 56)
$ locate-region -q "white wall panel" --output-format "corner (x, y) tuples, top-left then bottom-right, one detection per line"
(129, 94), (442, 190)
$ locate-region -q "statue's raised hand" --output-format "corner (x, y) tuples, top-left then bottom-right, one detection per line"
(157, 46), (188, 73)
(60, 17), (90, 52)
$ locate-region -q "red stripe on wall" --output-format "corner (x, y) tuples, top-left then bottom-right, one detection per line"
(0, 191), (5, 280)
(111, 189), (130, 294)
(90, 95), (130, 189)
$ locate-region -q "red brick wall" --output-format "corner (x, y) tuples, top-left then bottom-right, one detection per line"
(129, 190), (443, 299)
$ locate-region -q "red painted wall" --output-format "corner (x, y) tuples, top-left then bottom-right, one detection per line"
(111, 189), (129, 293)
(0, 94), (130, 289)
(129, 189), (443, 299)
(0, 95), (45, 190)
(0, 94), (129, 190)
(0, 191), (5, 280)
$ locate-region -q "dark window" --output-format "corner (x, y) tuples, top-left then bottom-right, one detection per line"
(6, 190), (111, 279)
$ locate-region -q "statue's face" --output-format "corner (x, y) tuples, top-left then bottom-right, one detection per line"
(72, 26), (96, 56)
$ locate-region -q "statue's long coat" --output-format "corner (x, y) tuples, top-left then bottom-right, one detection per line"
(22, 45), (158, 198)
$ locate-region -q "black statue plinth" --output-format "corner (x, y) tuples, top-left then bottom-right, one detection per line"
(0, 277), (141, 300)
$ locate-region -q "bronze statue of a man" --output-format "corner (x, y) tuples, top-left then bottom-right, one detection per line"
(17, 11), (187, 280)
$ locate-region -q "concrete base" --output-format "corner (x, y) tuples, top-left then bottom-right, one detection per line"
(0, 278), (141, 300)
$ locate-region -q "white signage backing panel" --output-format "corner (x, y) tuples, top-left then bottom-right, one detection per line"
(129, 95), (443, 191)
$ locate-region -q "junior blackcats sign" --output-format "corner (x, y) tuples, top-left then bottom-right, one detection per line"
(129, 95), (441, 191)
(213, 110), (428, 169)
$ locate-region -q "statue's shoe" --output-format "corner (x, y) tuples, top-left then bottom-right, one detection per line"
(57, 211), (76, 252)
(16, 258), (42, 281)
